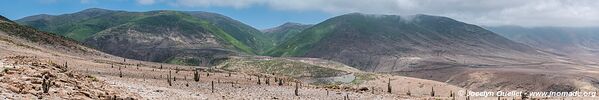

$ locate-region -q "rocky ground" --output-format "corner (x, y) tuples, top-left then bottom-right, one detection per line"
(0, 56), (139, 99)
(80, 57), (464, 99)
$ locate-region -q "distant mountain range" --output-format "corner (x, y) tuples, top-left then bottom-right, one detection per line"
(487, 26), (599, 64)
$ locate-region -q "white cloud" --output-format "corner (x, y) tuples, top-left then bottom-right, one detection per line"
(137, 0), (156, 5)
(166, 0), (599, 27)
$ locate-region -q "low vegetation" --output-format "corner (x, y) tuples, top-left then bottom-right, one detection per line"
(218, 58), (347, 78)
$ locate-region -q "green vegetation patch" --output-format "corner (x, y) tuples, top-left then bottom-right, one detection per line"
(351, 73), (377, 84)
(265, 23), (336, 56)
(164, 57), (201, 66)
(86, 75), (99, 82)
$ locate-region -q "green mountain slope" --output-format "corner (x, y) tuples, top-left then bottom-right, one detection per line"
(0, 15), (91, 53)
(15, 8), (269, 65)
(265, 20), (337, 56)
(83, 11), (252, 63)
(185, 11), (275, 53)
(263, 22), (312, 44)
(16, 8), (121, 41)
(0, 15), (13, 23)
(16, 8), (272, 54)
(266, 13), (547, 71)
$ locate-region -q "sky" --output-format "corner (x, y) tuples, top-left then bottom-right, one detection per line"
(1, 0), (599, 29)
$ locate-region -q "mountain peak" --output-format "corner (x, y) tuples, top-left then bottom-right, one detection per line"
(184, 11), (231, 20)
(337, 13), (453, 21)
(339, 12), (394, 17)
(262, 22), (313, 43)
(263, 22), (311, 33)
(73, 8), (116, 17)
(281, 22), (305, 27)
(80, 8), (112, 13)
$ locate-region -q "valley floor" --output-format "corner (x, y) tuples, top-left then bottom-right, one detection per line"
(1, 38), (598, 100)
